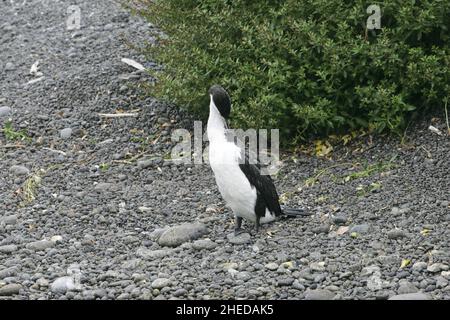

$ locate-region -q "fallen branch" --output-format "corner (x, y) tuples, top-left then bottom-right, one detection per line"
(444, 98), (450, 135)
(98, 112), (139, 118)
(43, 147), (67, 156)
(0, 144), (25, 149)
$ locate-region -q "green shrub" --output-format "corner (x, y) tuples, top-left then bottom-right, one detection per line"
(131, 0), (450, 143)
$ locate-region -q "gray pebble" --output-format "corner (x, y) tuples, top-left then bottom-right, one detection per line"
(151, 278), (171, 289)
(26, 240), (54, 251)
(192, 239), (217, 250)
(0, 244), (18, 254)
(0, 106), (12, 117)
(226, 232), (251, 245)
(305, 289), (335, 300)
(387, 229), (406, 239)
(158, 223), (208, 247)
(0, 283), (21, 296)
(51, 276), (76, 294)
(349, 224), (371, 234)
(60, 128), (73, 139)
(388, 292), (431, 300)
(10, 165), (30, 176)
(412, 261), (427, 271)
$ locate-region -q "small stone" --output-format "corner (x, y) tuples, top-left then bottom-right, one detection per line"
(312, 224), (330, 234)
(325, 285), (340, 292)
(277, 277), (294, 286)
(332, 214), (348, 225)
(151, 278), (171, 289)
(137, 159), (153, 169)
(222, 262), (238, 271)
(0, 215), (17, 225)
(0, 244), (18, 254)
(173, 288), (187, 297)
(387, 229), (406, 239)
(0, 284), (21, 296)
(10, 165), (30, 176)
(50, 235), (63, 243)
(265, 263), (279, 271)
(0, 267), (17, 279)
(205, 205), (218, 213)
(226, 232), (251, 245)
(436, 276), (449, 288)
(397, 281), (419, 294)
(4, 62), (15, 71)
(310, 261), (326, 272)
(412, 261), (427, 271)
(60, 128), (72, 139)
(281, 261), (296, 270)
(349, 224), (370, 234)
(36, 278), (49, 288)
(51, 276), (76, 294)
(26, 240), (54, 251)
(292, 280), (305, 290)
(427, 263), (449, 273)
(158, 223), (208, 247)
(192, 239), (217, 250)
(0, 106), (12, 117)
(388, 292), (431, 300)
(94, 182), (114, 193)
(138, 206), (152, 213)
(391, 207), (410, 216)
(305, 289), (335, 300)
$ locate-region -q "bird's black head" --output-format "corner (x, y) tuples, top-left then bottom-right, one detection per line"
(208, 85), (231, 119)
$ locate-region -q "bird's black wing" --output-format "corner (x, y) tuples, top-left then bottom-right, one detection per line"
(238, 152), (283, 217)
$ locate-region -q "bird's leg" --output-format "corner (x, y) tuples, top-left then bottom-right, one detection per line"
(234, 216), (244, 236)
(255, 216), (261, 233)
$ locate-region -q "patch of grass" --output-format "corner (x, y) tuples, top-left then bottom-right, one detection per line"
(342, 157), (397, 182)
(1, 121), (31, 142)
(20, 170), (44, 206)
(304, 163), (352, 187)
(355, 181), (382, 197)
(99, 163), (110, 172)
(304, 156), (396, 188)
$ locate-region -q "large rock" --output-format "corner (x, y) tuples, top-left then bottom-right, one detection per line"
(227, 232), (251, 245)
(192, 239), (217, 250)
(305, 289), (335, 300)
(0, 106), (12, 117)
(0, 284), (21, 296)
(158, 223), (208, 247)
(60, 128), (72, 139)
(51, 276), (76, 294)
(151, 278), (171, 289)
(0, 267), (18, 279)
(26, 240), (54, 251)
(397, 281), (419, 294)
(10, 165), (30, 176)
(0, 244), (18, 254)
(136, 248), (173, 259)
(388, 292), (431, 300)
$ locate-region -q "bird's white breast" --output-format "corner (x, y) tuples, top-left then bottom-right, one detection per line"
(208, 136), (259, 222)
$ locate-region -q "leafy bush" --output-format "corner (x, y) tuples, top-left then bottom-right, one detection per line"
(131, 0), (450, 143)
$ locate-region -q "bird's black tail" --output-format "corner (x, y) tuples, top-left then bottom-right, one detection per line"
(281, 206), (311, 217)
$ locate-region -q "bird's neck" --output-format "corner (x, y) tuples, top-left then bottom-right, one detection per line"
(207, 100), (227, 142)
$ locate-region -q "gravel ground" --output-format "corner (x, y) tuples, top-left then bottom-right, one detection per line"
(1, 0), (449, 300)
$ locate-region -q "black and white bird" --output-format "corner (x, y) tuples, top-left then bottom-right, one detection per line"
(207, 85), (309, 234)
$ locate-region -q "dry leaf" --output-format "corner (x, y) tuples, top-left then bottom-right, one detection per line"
(400, 259), (411, 269)
(121, 58), (145, 71)
(336, 226), (349, 235)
